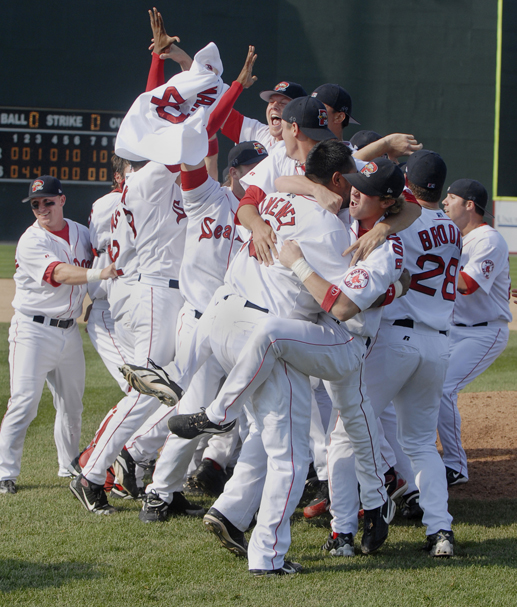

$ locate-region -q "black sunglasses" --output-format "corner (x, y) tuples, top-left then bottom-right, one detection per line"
(31, 200), (56, 210)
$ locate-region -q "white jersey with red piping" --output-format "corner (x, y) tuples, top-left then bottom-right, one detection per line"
(381, 207), (462, 331)
(452, 223), (511, 326)
(13, 219), (92, 319)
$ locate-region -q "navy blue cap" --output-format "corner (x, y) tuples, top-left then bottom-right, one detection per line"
(345, 157), (405, 198)
(228, 141), (268, 168)
(282, 97), (335, 142)
(22, 176), (64, 203)
(406, 149), (447, 191)
(311, 84), (359, 125)
(259, 81), (307, 103)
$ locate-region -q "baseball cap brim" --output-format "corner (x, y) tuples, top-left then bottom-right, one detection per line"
(259, 90), (291, 102)
(298, 125), (336, 142)
(344, 172), (386, 197)
(348, 116), (360, 125)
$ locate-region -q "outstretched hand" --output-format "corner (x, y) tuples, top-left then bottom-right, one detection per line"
(148, 7), (180, 56)
(236, 46), (258, 89)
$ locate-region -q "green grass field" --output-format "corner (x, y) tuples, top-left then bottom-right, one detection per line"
(0, 247), (516, 606)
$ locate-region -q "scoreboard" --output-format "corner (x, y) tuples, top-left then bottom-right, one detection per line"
(0, 106), (125, 185)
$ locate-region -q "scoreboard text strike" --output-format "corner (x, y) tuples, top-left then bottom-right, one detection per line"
(0, 107), (125, 185)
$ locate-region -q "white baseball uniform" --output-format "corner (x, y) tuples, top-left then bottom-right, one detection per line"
(87, 188), (129, 393)
(202, 192), (376, 570)
(364, 206), (462, 535)
(438, 223), (511, 478)
(0, 219), (92, 480)
(127, 169), (247, 486)
(81, 162), (187, 486)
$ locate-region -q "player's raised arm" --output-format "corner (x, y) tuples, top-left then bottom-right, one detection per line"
(148, 7), (192, 68)
(275, 175), (343, 215)
(355, 133), (423, 162)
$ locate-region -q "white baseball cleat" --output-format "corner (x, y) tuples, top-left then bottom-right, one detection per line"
(119, 359), (184, 406)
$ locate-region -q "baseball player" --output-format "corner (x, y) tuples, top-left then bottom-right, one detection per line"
(438, 179), (511, 485)
(0, 176), (117, 495)
(115, 142), (267, 519)
(361, 150), (462, 556)
(85, 154), (131, 394)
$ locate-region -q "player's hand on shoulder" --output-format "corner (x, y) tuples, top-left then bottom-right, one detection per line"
(100, 262), (118, 281)
(250, 217), (278, 266)
(313, 184), (342, 215)
(399, 268), (411, 297)
(236, 46), (258, 89)
(343, 222), (390, 265)
(279, 239), (303, 269)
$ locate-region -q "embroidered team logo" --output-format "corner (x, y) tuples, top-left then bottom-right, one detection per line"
(318, 109), (328, 126)
(345, 268), (369, 289)
(253, 142), (267, 155)
(481, 259), (494, 279)
(360, 162), (378, 177)
(274, 81), (289, 92)
(32, 179), (45, 193)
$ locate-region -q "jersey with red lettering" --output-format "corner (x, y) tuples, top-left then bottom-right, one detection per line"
(107, 190), (139, 322)
(226, 193), (350, 321)
(180, 172), (248, 313)
(123, 162), (187, 279)
(452, 224), (511, 326)
(13, 219), (92, 319)
(88, 190), (122, 301)
(340, 220), (405, 338)
(381, 207), (462, 331)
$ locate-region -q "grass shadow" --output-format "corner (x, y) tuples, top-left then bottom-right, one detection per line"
(0, 559), (101, 593)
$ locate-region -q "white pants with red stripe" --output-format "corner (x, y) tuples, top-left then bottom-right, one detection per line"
(365, 319), (453, 535)
(87, 298), (129, 394)
(81, 283), (182, 486)
(0, 312), (85, 481)
(438, 324), (509, 478)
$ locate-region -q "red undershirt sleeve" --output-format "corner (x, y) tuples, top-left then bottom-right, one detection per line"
(146, 53), (165, 92)
(43, 261), (64, 287)
(460, 271), (480, 294)
(207, 81), (244, 140)
(235, 185), (267, 225)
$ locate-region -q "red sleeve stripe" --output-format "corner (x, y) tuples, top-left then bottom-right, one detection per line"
(460, 271), (480, 294)
(43, 261), (64, 287)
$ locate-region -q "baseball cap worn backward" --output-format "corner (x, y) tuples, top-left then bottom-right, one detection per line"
(447, 178), (492, 216)
(259, 81), (307, 103)
(282, 97), (335, 142)
(406, 149), (447, 191)
(345, 157), (405, 198)
(311, 84), (360, 124)
(228, 141), (268, 168)
(22, 175), (64, 203)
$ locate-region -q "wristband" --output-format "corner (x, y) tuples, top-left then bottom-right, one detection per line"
(321, 284), (341, 313)
(207, 137), (219, 157)
(380, 284), (396, 307)
(394, 280), (404, 298)
(290, 257), (314, 283)
(86, 268), (103, 283)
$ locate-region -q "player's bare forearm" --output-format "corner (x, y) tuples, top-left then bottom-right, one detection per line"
(274, 176), (342, 214)
(279, 240), (359, 321)
(354, 133), (423, 161)
(52, 262), (117, 285)
(457, 273), (468, 294)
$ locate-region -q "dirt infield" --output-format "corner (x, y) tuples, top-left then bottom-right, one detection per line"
(1, 278), (515, 499)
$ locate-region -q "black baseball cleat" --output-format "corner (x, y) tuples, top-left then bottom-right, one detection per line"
(0, 480), (17, 494)
(322, 531), (355, 557)
(167, 410), (236, 440)
(399, 490), (423, 521)
(250, 560), (303, 577)
(139, 490), (205, 523)
(70, 474), (118, 515)
(119, 359), (184, 407)
(113, 447), (140, 498)
(425, 529), (454, 557)
(361, 496), (395, 554)
(445, 466), (468, 486)
(203, 507), (248, 557)
(192, 458), (228, 497)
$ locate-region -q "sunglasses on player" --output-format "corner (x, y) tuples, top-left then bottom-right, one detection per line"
(31, 200), (56, 210)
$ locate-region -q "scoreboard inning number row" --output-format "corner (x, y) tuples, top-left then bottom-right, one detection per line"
(0, 107), (125, 186)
